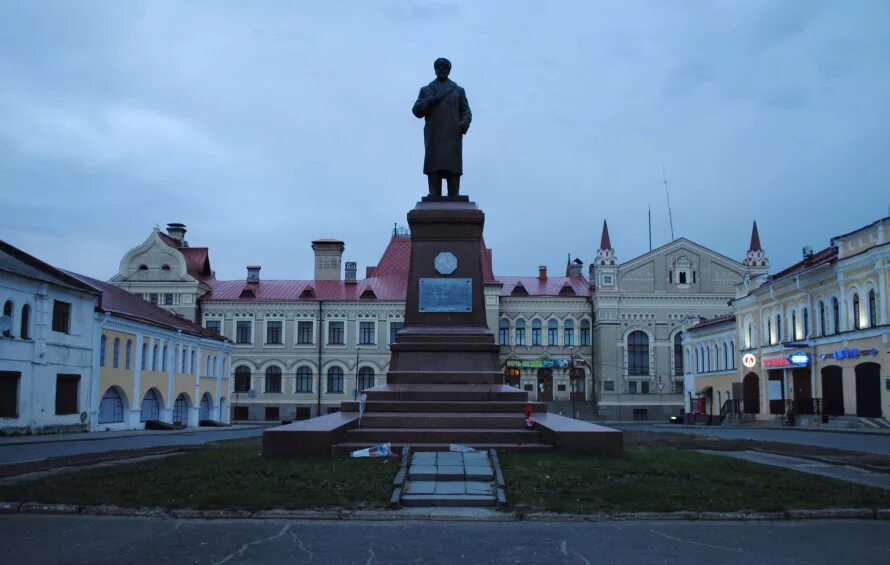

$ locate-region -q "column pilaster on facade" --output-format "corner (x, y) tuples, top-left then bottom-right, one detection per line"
(879, 268), (888, 325)
(132, 331), (144, 427)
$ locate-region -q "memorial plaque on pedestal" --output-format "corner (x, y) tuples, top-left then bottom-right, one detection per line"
(419, 278), (472, 312)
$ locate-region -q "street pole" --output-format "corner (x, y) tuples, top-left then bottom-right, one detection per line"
(569, 346), (576, 419)
(353, 346), (362, 400)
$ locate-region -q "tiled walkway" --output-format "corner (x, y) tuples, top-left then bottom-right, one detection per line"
(400, 451), (499, 507)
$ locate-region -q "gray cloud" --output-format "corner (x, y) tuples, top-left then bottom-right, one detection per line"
(1, 0), (888, 283)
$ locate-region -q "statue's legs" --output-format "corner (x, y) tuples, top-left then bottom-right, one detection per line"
(446, 175), (460, 197)
(427, 173), (443, 197)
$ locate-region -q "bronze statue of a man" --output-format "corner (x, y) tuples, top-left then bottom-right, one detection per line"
(412, 58), (472, 198)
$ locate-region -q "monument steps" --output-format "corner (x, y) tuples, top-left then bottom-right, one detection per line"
(400, 494), (495, 508)
(341, 400), (548, 413)
(330, 442), (553, 456)
(363, 384), (528, 402)
(359, 412), (530, 429)
(343, 427), (541, 444)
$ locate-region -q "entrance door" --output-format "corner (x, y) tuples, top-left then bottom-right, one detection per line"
(742, 373), (759, 414)
(505, 367), (521, 389)
(768, 370), (785, 415)
(821, 366), (844, 416)
(792, 368), (813, 414)
(570, 368), (585, 401)
(855, 363), (882, 418)
(537, 368), (553, 401)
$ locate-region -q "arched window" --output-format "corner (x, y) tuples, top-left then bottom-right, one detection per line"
(745, 320), (753, 349)
(265, 366), (282, 393)
(802, 308), (809, 339)
(2, 300), (13, 337)
(113, 338), (120, 368)
(190, 350), (196, 374)
(547, 319), (558, 346)
(162, 345), (168, 371)
(723, 343), (728, 370)
(173, 393), (189, 425)
(580, 320), (591, 346)
(19, 304), (30, 339)
(791, 310), (797, 340)
(695, 348), (701, 373)
(498, 319), (509, 345)
(141, 342), (148, 370)
(776, 314), (782, 343)
(564, 320), (575, 347)
(705, 346), (711, 372)
(125, 339), (132, 369)
(818, 301), (826, 336)
(140, 389), (161, 422)
(515, 319), (526, 346)
(206, 355), (212, 376)
(869, 289), (877, 327)
(627, 331), (649, 376)
(766, 318), (772, 345)
(181, 347), (188, 373)
(853, 293), (861, 329)
(295, 366), (312, 392)
(200, 393), (212, 421)
(831, 297), (840, 334)
(730, 341), (736, 369)
(100, 335), (107, 366)
(152, 344), (159, 371)
(673, 333), (683, 376)
(234, 366), (251, 392)
(358, 366), (375, 391)
(327, 366), (344, 393)
(99, 387), (124, 423)
(531, 319), (542, 346)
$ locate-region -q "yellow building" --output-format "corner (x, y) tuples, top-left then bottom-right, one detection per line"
(734, 217), (889, 424)
(681, 314), (739, 423)
(72, 274), (232, 430)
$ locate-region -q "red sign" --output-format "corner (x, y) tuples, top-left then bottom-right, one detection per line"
(763, 357), (793, 368)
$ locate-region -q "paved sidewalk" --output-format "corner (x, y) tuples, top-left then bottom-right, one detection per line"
(654, 423), (890, 436)
(0, 424), (267, 446)
(700, 450), (890, 490)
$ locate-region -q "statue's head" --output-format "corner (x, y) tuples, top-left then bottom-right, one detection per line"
(434, 58), (451, 80)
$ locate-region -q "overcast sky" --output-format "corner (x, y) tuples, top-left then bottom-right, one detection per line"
(2, 1), (888, 282)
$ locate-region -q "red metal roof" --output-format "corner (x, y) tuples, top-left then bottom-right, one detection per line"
(158, 232), (214, 281)
(68, 272), (225, 340)
(690, 313), (736, 331)
(763, 246), (837, 287)
(498, 276), (590, 297)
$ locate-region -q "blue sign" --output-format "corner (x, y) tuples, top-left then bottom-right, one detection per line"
(418, 278), (472, 313)
(788, 352), (810, 366)
(818, 348), (879, 361)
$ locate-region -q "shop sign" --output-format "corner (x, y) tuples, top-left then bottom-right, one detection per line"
(506, 359), (569, 369)
(818, 348), (879, 361)
(572, 359), (585, 368)
(763, 353), (810, 368)
(742, 353), (757, 368)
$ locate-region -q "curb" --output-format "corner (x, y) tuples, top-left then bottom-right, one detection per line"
(1, 502), (887, 522)
(0, 426), (268, 447)
(651, 424), (890, 437)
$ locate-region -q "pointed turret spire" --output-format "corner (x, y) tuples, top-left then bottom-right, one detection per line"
(599, 220), (612, 251)
(743, 220), (768, 271)
(749, 221), (762, 252)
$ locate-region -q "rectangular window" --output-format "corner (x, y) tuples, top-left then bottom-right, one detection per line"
(515, 327), (526, 346)
(564, 328), (574, 347)
(295, 372), (313, 393)
(295, 406), (311, 420)
(149, 293), (159, 305)
(389, 322), (404, 344)
(297, 321), (314, 344)
(628, 381), (637, 394)
(265, 406), (279, 421)
(499, 327), (509, 345)
(327, 372), (344, 393)
(236, 321), (252, 344)
(205, 320), (221, 335)
(548, 327), (558, 346)
(265, 320), (283, 344)
(532, 327), (542, 346)
(641, 381), (649, 394)
(0, 372), (20, 418)
(328, 321), (345, 345)
(163, 293), (174, 305)
(580, 327), (590, 346)
(633, 408), (648, 421)
(603, 380), (614, 392)
(233, 406), (249, 421)
(359, 321), (375, 345)
(52, 300), (71, 333)
(55, 374), (80, 415)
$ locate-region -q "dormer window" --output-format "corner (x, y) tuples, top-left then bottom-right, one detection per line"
(511, 283), (529, 296)
(672, 255), (693, 287)
(138, 264), (148, 271)
(161, 264), (171, 271)
(300, 286), (316, 299)
(360, 288), (377, 300)
(239, 288), (255, 298)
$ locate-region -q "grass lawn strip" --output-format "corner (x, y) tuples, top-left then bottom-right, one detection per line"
(0, 439), (395, 510)
(500, 447), (890, 514)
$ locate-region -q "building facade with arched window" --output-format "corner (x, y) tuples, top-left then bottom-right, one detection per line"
(733, 216), (889, 422)
(681, 315), (738, 422)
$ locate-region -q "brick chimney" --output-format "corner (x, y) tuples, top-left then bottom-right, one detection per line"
(344, 261), (357, 284)
(538, 265), (547, 281)
(246, 266), (261, 283)
(311, 239), (345, 281)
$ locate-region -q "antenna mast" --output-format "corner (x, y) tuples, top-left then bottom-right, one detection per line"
(663, 165), (675, 241)
(648, 205), (652, 252)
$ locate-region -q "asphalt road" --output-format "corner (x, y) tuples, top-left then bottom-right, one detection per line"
(1, 515), (888, 564)
(615, 423), (890, 455)
(0, 427), (266, 465)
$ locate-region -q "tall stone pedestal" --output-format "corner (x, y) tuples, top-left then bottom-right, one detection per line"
(388, 200), (501, 385)
(263, 197), (623, 459)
